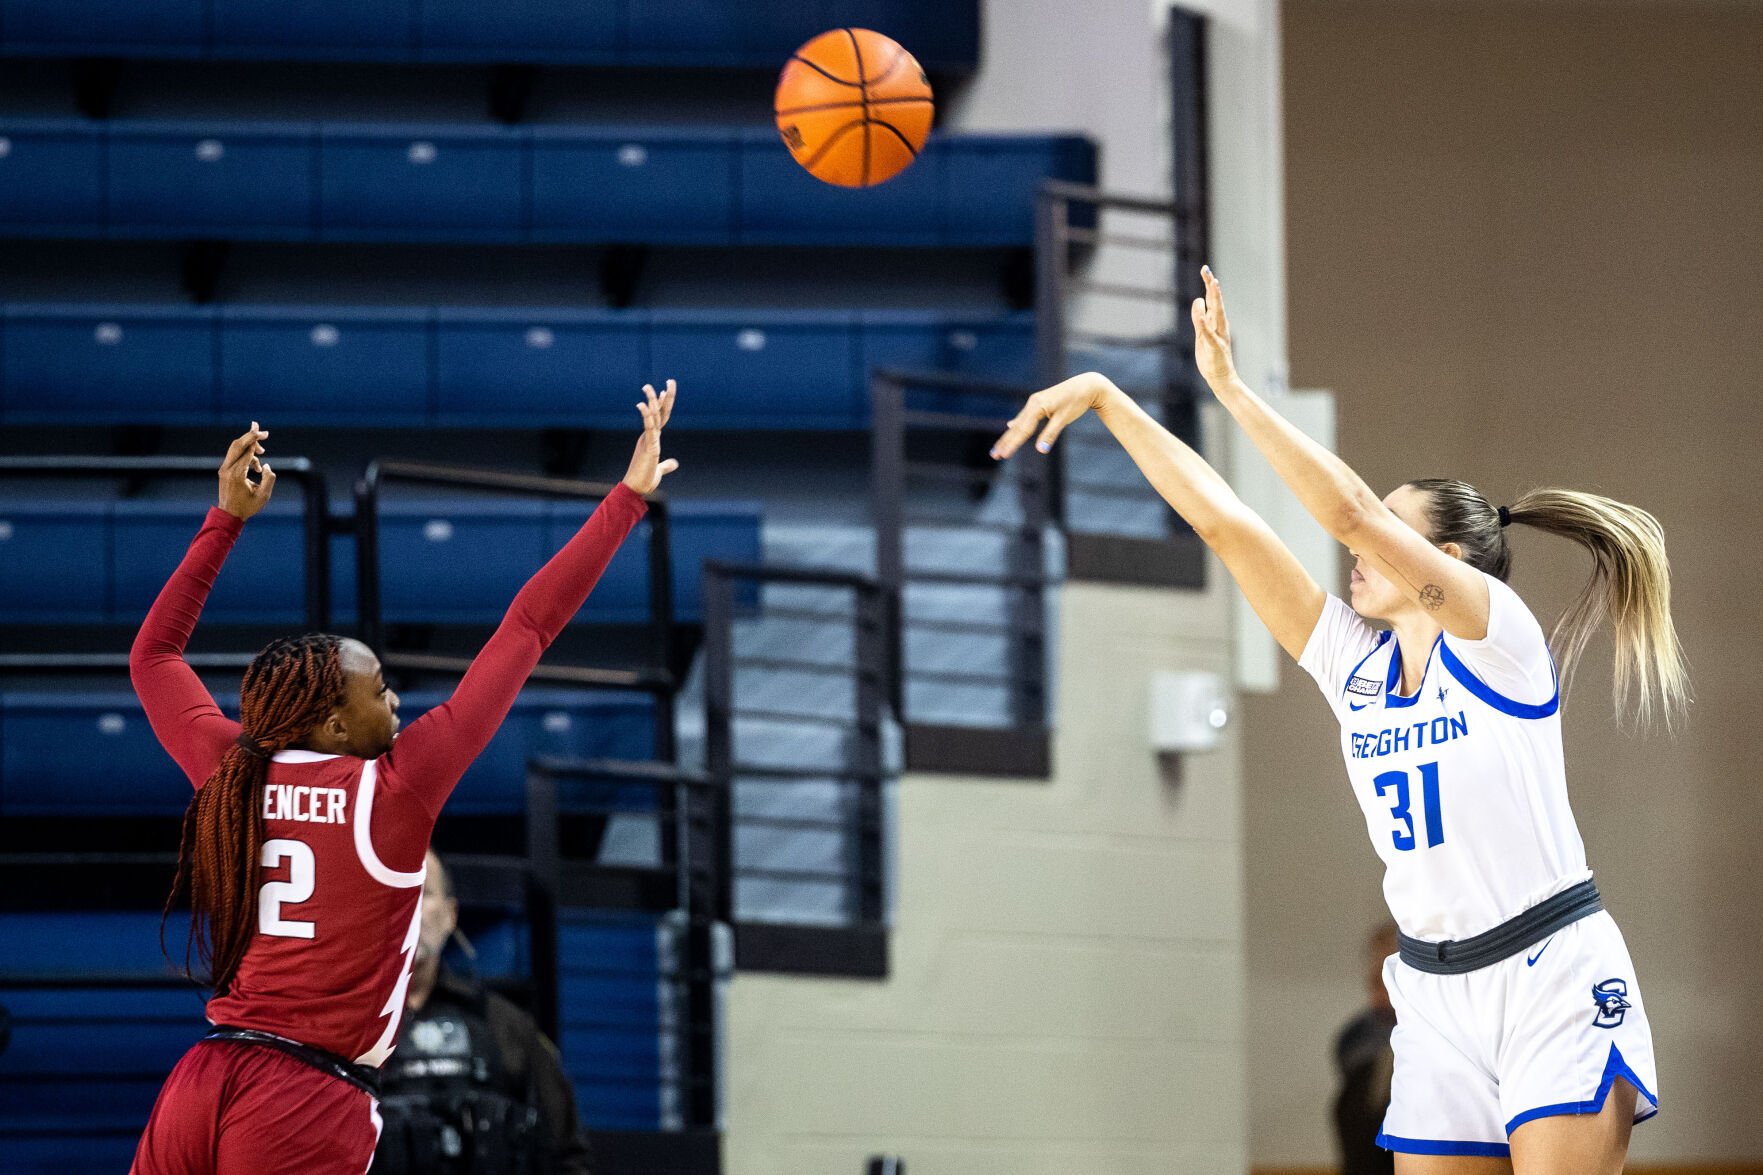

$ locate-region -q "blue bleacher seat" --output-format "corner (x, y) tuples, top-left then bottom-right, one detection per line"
(557, 910), (665, 1130)
(0, 500), (109, 623)
(546, 499), (765, 623)
(0, 0), (205, 57)
(2, 304), (218, 424)
(450, 915), (528, 979)
(423, 687), (657, 813)
(219, 306), (433, 424)
(944, 135), (1097, 244)
(377, 498), (549, 623)
(858, 310), (1037, 384)
(112, 499), (310, 626)
(0, 917), (212, 1171)
(209, 0), (416, 59)
(530, 128), (739, 244)
(320, 125), (525, 240)
(0, 493), (757, 630)
(826, 0), (981, 71)
(418, 0), (619, 64)
(0, 121), (105, 234)
(650, 310), (864, 429)
(623, 0), (824, 64)
(0, 691), (198, 814)
(0, 119), (1094, 245)
(108, 122), (318, 239)
(3, 304), (1036, 427)
(736, 127), (945, 246)
(434, 309), (648, 426)
(0, 911), (197, 978)
(0, 687), (655, 817)
(0, 0), (980, 68)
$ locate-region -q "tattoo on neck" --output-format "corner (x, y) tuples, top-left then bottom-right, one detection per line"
(1419, 584), (1446, 612)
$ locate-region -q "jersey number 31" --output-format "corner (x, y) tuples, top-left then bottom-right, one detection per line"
(1373, 762), (1445, 852)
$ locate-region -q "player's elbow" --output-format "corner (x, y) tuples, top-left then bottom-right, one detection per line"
(127, 632), (155, 681)
(1191, 501), (1258, 551)
(1329, 491), (1384, 547)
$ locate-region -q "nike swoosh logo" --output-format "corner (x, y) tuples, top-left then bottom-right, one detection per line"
(1349, 701), (1370, 711)
(1527, 937), (1555, 967)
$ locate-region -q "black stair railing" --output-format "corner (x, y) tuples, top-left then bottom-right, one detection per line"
(870, 369), (1053, 779)
(703, 561), (889, 977)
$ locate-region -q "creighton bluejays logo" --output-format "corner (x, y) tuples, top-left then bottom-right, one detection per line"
(1592, 978), (1632, 1029)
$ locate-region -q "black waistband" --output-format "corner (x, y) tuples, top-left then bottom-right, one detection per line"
(1397, 880), (1603, 975)
(203, 1026), (380, 1097)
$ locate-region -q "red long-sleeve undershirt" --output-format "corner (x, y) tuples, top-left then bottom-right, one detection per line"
(129, 485), (648, 826)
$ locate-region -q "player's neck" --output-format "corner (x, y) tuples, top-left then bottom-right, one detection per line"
(1389, 613), (1443, 695)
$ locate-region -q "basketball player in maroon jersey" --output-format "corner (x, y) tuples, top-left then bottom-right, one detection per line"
(127, 383), (678, 1175)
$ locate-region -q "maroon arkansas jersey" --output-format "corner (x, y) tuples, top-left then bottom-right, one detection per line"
(131, 489), (646, 1065)
(204, 752), (427, 1064)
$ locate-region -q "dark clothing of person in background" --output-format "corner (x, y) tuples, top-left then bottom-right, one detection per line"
(1333, 1005), (1396, 1175)
(373, 969), (591, 1175)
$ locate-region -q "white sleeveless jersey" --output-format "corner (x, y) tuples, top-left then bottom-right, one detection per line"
(1299, 572), (1592, 941)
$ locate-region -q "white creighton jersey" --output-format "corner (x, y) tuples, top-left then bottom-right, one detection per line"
(1300, 572), (1592, 941)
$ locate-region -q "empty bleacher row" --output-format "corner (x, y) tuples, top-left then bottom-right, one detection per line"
(0, 305), (1036, 427)
(0, 496), (762, 625)
(0, 0), (979, 69)
(0, 122), (1092, 246)
(0, 688), (654, 816)
(0, 905), (677, 1167)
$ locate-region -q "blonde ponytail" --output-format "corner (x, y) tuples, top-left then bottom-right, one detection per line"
(1506, 489), (1690, 731)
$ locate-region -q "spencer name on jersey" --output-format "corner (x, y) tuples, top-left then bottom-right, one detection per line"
(263, 784), (348, 824)
(1351, 713), (1470, 760)
(1299, 572), (1594, 943)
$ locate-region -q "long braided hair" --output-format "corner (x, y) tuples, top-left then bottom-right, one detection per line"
(161, 633), (346, 992)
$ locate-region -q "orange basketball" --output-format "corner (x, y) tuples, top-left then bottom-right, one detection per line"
(773, 28), (934, 188)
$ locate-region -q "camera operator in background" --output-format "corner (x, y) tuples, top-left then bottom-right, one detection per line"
(371, 851), (591, 1175)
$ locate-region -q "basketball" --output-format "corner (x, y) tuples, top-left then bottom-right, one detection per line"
(773, 28), (934, 188)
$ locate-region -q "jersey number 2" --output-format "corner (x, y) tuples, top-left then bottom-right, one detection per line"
(260, 838), (316, 939)
(1373, 762), (1444, 852)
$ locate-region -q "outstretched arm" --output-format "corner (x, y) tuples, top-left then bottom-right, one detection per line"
(130, 424), (277, 786)
(386, 383), (678, 814)
(992, 373), (1324, 660)
(1188, 266), (1489, 637)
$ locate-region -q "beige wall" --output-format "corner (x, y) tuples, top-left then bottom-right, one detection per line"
(1249, 1), (1763, 1167)
(725, 577), (1248, 1174)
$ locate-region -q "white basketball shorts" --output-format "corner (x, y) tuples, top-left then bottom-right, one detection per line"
(1377, 909), (1658, 1158)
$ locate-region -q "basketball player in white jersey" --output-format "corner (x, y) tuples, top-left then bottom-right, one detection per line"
(993, 267), (1689, 1174)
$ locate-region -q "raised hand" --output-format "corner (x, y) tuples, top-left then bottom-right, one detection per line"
(622, 380), (680, 497)
(989, 371), (1122, 460)
(217, 422), (276, 520)
(1191, 264), (1238, 389)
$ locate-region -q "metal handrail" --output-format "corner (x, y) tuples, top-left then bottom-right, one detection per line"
(870, 370), (1052, 737)
(703, 560), (888, 938)
(524, 756), (725, 1130)
(0, 454), (331, 634)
